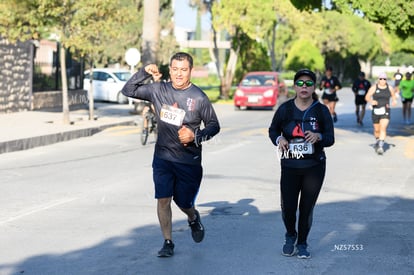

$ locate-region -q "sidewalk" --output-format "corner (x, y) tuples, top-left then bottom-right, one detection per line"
(0, 103), (138, 154)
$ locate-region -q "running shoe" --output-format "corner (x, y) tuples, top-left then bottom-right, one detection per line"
(376, 146), (384, 155)
(374, 139), (379, 150)
(158, 239), (174, 257)
(189, 210), (204, 243)
(296, 244), (311, 259)
(282, 233), (297, 256)
(376, 140), (384, 155)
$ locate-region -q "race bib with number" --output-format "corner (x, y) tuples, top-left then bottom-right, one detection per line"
(358, 89), (366, 96)
(373, 106), (386, 115)
(288, 139), (314, 155)
(324, 88), (333, 95)
(160, 104), (186, 126)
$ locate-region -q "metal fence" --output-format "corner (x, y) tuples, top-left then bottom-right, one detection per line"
(33, 40), (83, 92)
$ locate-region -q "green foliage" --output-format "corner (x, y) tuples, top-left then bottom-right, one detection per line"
(284, 39), (324, 72)
(213, 0), (275, 39)
(234, 36), (271, 83)
(66, 0), (129, 63)
(299, 10), (387, 68)
(348, 0), (414, 38)
(0, 0), (176, 68)
(0, 0), (50, 41)
(290, 0), (321, 11)
(192, 75), (221, 88)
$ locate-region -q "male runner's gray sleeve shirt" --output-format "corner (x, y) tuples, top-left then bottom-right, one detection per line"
(122, 67), (220, 165)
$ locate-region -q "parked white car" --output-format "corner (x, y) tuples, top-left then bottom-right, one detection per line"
(83, 68), (131, 104)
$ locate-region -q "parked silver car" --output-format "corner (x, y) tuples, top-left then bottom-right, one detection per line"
(83, 68), (131, 104)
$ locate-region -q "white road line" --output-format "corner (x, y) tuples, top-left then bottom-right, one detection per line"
(0, 197), (78, 226)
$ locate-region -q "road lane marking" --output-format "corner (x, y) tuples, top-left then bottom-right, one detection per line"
(0, 197), (78, 226)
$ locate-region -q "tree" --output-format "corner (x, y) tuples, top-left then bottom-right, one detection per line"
(158, 0), (178, 67)
(66, 1), (134, 120)
(95, 0), (144, 66)
(141, 0), (160, 64)
(212, 0), (281, 98)
(335, 0), (414, 38)
(284, 39), (324, 72)
(0, 0), (133, 124)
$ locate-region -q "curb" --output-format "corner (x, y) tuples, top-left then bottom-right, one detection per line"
(0, 120), (135, 155)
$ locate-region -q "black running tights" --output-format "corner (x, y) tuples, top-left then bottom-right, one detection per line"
(280, 162), (326, 245)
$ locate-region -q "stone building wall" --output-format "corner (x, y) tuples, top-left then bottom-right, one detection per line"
(0, 38), (33, 113)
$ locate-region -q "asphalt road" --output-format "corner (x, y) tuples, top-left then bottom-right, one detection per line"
(0, 88), (413, 275)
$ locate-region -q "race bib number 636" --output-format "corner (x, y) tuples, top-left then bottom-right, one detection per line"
(288, 141), (314, 155)
(160, 104), (186, 126)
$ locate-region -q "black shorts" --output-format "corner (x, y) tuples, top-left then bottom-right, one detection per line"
(152, 156), (203, 209)
(322, 92), (338, 102)
(371, 107), (390, 123)
(402, 97), (413, 104)
(355, 95), (366, 105)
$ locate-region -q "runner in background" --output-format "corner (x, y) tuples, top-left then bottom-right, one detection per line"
(398, 72), (414, 125)
(319, 67), (342, 123)
(351, 72), (371, 126)
(393, 69), (403, 92)
(365, 72), (397, 155)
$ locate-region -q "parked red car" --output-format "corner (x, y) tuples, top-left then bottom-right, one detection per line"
(234, 71), (286, 110)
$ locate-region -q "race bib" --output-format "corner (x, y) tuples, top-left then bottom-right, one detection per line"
(373, 106), (386, 115)
(288, 139), (314, 155)
(160, 104), (186, 126)
(324, 88), (333, 95)
(358, 89), (366, 96)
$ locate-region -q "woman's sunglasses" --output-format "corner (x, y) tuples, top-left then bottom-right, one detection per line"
(295, 80), (314, 87)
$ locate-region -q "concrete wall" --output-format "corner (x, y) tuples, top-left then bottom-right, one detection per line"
(0, 38), (32, 113)
(32, 90), (88, 110)
(0, 38), (87, 113)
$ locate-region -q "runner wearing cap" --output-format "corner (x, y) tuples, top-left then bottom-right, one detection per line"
(269, 69), (335, 259)
(365, 72), (397, 155)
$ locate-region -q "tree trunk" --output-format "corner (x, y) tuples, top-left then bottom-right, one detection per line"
(221, 47), (239, 99)
(268, 23), (277, 72)
(60, 45), (70, 125)
(142, 0), (160, 64)
(359, 58), (372, 78)
(210, 24), (224, 99)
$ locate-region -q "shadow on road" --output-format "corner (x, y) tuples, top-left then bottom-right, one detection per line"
(332, 106), (414, 138)
(3, 196), (414, 275)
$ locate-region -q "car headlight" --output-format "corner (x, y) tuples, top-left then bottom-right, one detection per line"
(235, 89), (244, 97)
(263, 89), (274, 97)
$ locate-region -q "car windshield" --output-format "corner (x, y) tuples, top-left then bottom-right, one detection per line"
(241, 74), (276, 87)
(114, 72), (131, 81)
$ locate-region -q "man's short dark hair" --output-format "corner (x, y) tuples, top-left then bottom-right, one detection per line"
(170, 52), (193, 69)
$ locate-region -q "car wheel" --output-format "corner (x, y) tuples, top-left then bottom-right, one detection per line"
(117, 92), (128, 104)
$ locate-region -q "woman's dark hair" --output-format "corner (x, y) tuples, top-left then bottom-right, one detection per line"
(170, 52), (193, 69)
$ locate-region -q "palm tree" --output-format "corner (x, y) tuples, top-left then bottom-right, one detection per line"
(142, 0), (160, 64)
